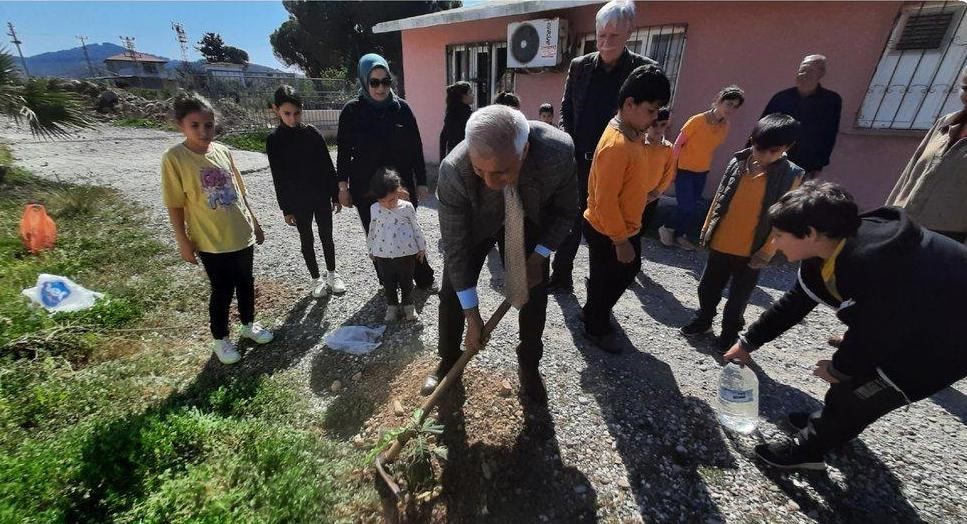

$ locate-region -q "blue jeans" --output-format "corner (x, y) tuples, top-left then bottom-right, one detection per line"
(665, 169), (708, 239)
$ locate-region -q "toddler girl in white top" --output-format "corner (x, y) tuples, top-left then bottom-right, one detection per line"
(367, 168), (427, 321)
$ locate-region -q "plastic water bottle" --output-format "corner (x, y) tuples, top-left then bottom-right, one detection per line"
(717, 361), (759, 434)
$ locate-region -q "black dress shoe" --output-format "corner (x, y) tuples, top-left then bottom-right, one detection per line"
(545, 278), (574, 295)
(518, 367), (548, 404)
(420, 374), (440, 396)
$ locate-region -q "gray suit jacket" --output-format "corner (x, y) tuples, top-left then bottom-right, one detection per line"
(437, 122), (578, 291)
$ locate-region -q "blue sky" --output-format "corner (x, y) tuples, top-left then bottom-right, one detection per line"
(0, 1), (295, 70)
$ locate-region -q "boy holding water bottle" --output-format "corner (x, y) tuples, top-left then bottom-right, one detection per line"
(724, 181), (967, 470)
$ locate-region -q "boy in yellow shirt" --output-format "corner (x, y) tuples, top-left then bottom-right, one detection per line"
(681, 113), (804, 352)
(582, 64), (671, 353)
(640, 107), (675, 230)
(660, 86), (745, 250)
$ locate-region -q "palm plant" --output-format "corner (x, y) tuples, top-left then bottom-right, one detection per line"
(0, 49), (94, 139)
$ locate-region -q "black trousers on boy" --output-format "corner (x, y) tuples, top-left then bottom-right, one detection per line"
(582, 219), (642, 336)
(437, 221), (549, 375)
(293, 202), (335, 279)
(696, 249), (761, 336)
(801, 370), (908, 454)
(549, 159), (592, 285)
(375, 255), (416, 306)
(356, 193), (435, 288)
(198, 246), (255, 340)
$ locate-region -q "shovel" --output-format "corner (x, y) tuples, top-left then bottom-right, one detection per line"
(374, 299), (513, 497)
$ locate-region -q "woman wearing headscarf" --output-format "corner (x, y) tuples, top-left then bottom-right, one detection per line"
(439, 81), (473, 161)
(337, 53), (436, 290)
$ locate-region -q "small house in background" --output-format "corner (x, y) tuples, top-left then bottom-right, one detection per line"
(203, 62), (297, 89)
(375, 0), (967, 210)
(103, 51), (172, 89)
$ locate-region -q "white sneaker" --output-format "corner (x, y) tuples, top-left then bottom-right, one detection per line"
(239, 322), (274, 344)
(385, 305), (399, 322)
(676, 237), (697, 251)
(658, 226), (676, 247)
(403, 305), (420, 322)
(326, 271), (347, 294)
(311, 277), (328, 298)
(212, 338), (241, 364)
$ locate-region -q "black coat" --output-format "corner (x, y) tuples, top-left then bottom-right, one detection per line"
(336, 96), (427, 201)
(743, 207), (967, 401)
(439, 103), (471, 161)
(265, 123), (338, 215)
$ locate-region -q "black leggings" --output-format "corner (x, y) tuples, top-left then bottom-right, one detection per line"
(198, 246), (255, 340)
(375, 255), (416, 306)
(293, 203), (335, 279)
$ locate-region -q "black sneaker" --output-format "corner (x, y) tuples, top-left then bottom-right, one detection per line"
(586, 330), (622, 354)
(787, 412), (811, 432)
(717, 331), (739, 353)
(755, 441), (826, 471)
(680, 318), (713, 337)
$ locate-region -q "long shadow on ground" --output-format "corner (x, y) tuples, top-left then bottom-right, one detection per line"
(749, 362), (925, 522)
(433, 384), (599, 522)
(556, 293), (734, 521)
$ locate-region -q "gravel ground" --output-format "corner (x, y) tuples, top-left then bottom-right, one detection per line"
(4, 123), (965, 523)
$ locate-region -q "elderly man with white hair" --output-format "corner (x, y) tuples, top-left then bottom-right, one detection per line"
(422, 105), (578, 403)
(760, 54), (843, 180)
(547, 0), (656, 294)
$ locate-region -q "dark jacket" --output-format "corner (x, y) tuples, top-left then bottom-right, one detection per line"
(266, 123), (338, 215)
(761, 85), (842, 172)
(439, 103), (472, 161)
(559, 48), (655, 143)
(700, 149), (804, 255)
(437, 122), (578, 291)
(742, 207), (967, 401)
(336, 96), (427, 201)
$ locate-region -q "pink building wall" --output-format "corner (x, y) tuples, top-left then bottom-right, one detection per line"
(400, 1), (922, 210)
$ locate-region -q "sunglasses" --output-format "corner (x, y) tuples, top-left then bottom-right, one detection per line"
(368, 77), (393, 88)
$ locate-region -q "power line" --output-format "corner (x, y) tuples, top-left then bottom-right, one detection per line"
(6, 22), (29, 78)
(76, 35), (95, 77)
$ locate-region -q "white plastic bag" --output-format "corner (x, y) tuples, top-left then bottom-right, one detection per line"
(21, 273), (104, 313)
(323, 325), (386, 355)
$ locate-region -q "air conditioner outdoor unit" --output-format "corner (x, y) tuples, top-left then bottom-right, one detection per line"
(507, 18), (568, 68)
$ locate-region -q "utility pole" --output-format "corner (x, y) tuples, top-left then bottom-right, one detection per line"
(171, 21), (192, 79)
(6, 22), (28, 78)
(77, 35), (95, 77)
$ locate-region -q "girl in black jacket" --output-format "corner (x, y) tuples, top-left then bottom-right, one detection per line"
(267, 85), (346, 298)
(337, 53), (436, 290)
(439, 81), (473, 161)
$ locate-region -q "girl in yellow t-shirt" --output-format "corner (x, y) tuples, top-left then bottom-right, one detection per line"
(660, 85), (745, 250)
(161, 93), (273, 365)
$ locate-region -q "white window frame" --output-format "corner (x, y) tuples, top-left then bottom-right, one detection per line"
(857, 1), (967, 130)
(581, 24), (688, 105)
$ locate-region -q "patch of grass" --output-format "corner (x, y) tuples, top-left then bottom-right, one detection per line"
(220, 130), (270, 153)
(0, 145), (381, 521)
(0, 167), (177, 360)
(113, 117), (174, 131)
(0, 365), (379, 522)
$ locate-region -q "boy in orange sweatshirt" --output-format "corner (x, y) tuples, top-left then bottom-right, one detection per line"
(582, 64), (671, 353)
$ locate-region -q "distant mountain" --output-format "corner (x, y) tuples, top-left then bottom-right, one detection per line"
(24, 42), (132, 78)
(24, 43), (291, 79)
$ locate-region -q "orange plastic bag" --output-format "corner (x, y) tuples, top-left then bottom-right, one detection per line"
(20, 204), (57, 254)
